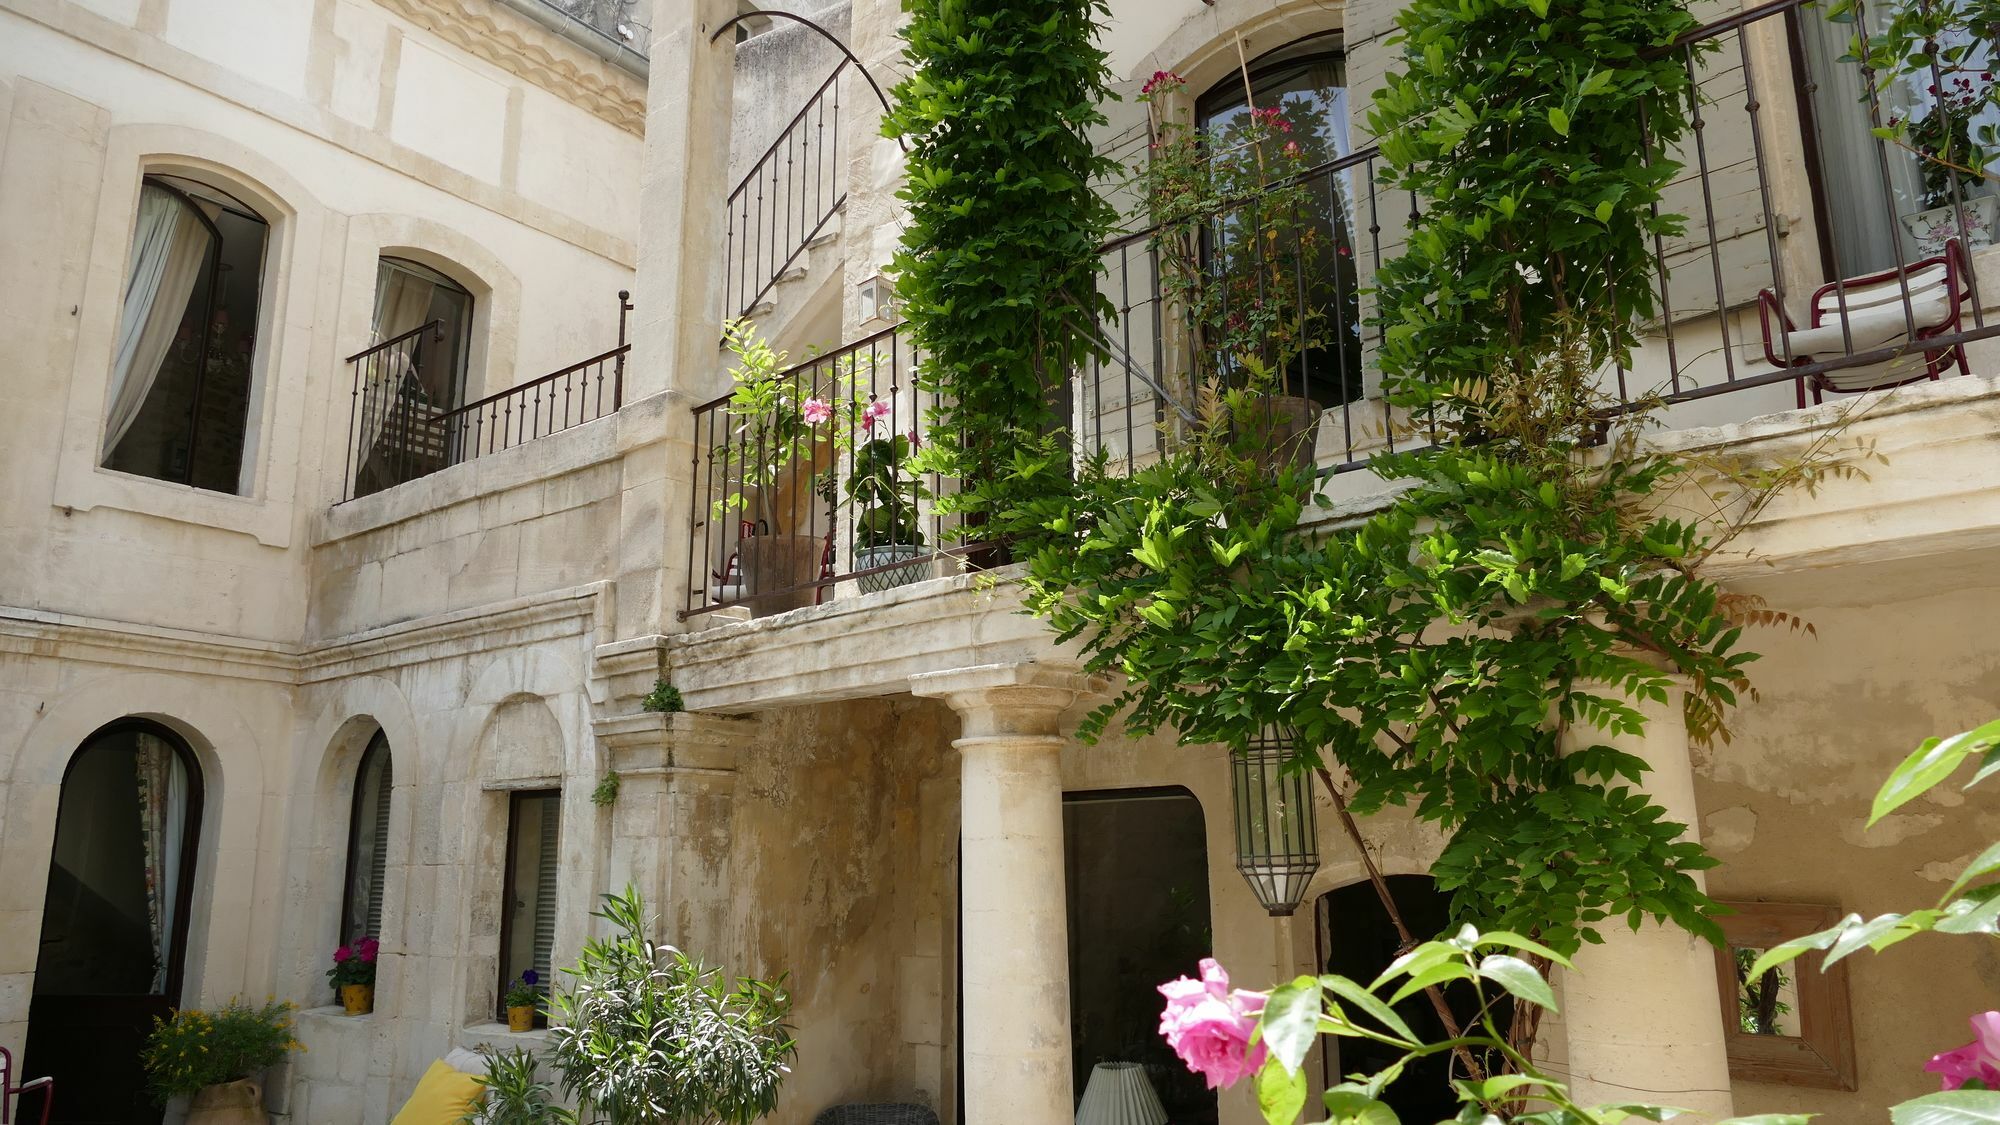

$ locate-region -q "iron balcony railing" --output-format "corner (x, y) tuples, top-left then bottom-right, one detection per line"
(724, 60), (848, 320)
(686, 0), (2000, 615)
(342, 292), (632, 502)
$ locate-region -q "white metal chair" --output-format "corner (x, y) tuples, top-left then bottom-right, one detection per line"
(1758, 239), (1971, 405)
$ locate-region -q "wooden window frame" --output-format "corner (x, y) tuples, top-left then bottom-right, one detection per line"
(496, 788), (561, 1024)
(1711, 900), (1858, 1090)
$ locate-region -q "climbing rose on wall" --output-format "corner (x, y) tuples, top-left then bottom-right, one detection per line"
(1928, 1011), (2000, 1090)
(1157, 958), (1266, 1089)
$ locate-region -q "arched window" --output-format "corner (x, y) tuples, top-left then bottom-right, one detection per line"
(1195, 34), (1364, 408)
(353, 257), (475, 497)
(339, 732), (393, 943)
(101, 174), (270, 493)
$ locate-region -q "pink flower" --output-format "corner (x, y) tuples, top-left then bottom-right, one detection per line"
(1142, 70), (1182, 96)
(862, 399), (892, 430)
(802, 398), (833, 425)
(1928, 1012), (2000, 1090)
(1158, 958), (1267, 1089)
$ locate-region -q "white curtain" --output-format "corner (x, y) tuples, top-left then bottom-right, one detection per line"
(358, 262), (439, 457)
(133, 733), (187, 995)
(103, 185), (211, 461)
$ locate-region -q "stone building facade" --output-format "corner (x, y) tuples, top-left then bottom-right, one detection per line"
(3, 0), (2000, 1123)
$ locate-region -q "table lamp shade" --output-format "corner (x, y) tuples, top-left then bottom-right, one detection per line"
(1075, 1061), (1168, 1125)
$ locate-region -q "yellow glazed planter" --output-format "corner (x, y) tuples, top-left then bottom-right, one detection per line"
(187, 1079), (263, 1125)
(507, 1004), (535, 1033)
(340, 983), (374, 1015)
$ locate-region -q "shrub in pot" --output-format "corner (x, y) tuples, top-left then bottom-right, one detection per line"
(845, 434), (930, 592)
(460, 1047), (572, 1124)
(503, 970), (541, 1033)
(548, 887), (796, 1125)
(141, 999), (302, 1124)
(327, 935), (378, 1014)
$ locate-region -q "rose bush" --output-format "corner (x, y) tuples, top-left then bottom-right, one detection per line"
(1156, 958), (1267, 1089)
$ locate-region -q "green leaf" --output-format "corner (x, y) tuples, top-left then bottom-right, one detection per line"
(1947, 839), (2000, 899)
(1260, 977), (1323, 1073)
(1548, 107), (1571, 136)
(1320, 975), (1419, 1045)
(1717, 1117), (1817, 1125)
(1873, 719), (2000, 825)
(1891, 1090), (2000, 1125)
(1256, 1053), (1308, 1125)
(1477, 930), (1575, 968)
(1322, 1089), (1401, 1125)
(1478, 953), (1558, 1011)
(1746, 926), (1841, 981)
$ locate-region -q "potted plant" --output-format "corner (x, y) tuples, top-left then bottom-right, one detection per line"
(327, 935), (379, 1014)
(715, 320), (869, 616)
(548, 887), (796, 1125)
(846, 432), (930, 592)
(461, 1047), (573, 1124)
(504, 970), (541, 1033)
(141, 999), (302, 1124)
(1836, 0), (2000, 252)
(1133, 71), (1358, 476)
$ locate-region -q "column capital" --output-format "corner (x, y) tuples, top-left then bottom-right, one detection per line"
(909, 662), (1107, 739)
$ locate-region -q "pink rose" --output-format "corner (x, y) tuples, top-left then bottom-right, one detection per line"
(1158, 958), (1267, 1089)
(802, 398), (833, 425)
(1928, 1011), (2000, 1090)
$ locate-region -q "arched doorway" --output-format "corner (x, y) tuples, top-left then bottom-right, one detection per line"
(1317, 875), (1510, 1121)
(24, 720), (204, 1124)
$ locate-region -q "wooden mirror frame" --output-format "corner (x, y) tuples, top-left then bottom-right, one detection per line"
(1712, 900), (1858, 1090)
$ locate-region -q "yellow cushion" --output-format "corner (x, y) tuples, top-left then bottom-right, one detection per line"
(391, 1059), (486, 1125)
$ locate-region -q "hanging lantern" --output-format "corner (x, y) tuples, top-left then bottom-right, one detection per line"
(1231, 725), (1319, 917)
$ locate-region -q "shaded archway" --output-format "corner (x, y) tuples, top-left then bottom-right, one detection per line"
(25, 719), (205, 1124)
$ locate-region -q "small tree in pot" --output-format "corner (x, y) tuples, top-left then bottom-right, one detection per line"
(548, 887), (795, 1125)
(846, 432), (930, 593)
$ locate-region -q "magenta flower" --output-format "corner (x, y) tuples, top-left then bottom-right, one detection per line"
(356, 937), (380, 963)
(862, 399), (893, 430)
(1158, 958), (1267, 1089)
(334, 945), (352, 963)
(1928, 1011), (2000, 1090)
(802, 398), (833, 425)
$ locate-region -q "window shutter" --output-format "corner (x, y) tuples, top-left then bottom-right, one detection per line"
(364, 755), (392, 939)
(531, 801), (561, 985)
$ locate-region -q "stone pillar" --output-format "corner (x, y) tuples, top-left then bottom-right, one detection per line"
(593, 711), (750, 958)
(910, 663), (1105, 1125)
(1560, 679), (1735, 1120)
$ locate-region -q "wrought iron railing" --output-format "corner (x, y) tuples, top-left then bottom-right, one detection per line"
(686, 0), (2000, 614)
(342, 292), (632, 502)
(724, 60), (848, 320)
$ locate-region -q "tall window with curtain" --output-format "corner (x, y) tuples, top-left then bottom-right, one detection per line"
(352, 257), (474, 497)
(1196, 33), (1364, 409)
(101, 175), (269, 494)
(339, 733), (394, 944)
(498, 789), (561, 1022)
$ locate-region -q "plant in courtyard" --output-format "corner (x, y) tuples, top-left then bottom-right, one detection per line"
(592, 770), (622, 807)
(460, 1047), (574, 1125)
(141, 999), (303, 1103)
(845, 434), (927, 551)
(327, 936), (379, 989)
(504, 970), (542, 1012)
(714, 320), (869, 530)
(548, 887), (796, 1125)
(642, 680), (685, 714)
(882, 0), (1121, 541)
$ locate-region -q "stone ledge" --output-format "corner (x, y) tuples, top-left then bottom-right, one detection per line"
(593, 711), (754, 772)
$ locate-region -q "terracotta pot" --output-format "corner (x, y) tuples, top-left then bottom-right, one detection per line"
(187, 1079), (264, 1125)
(740, 532), (823, 616)
(507, 1004), (536, 1033)
(339, 982), (373, 1016)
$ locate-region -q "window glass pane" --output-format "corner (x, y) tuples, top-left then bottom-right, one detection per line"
(500, 790), (561, 1016)
(340, 735), (393, 943)
(101, 176), (267, 494)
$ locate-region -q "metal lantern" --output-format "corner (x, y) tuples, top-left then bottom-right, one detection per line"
(1231, 725), (1320, 916)
(856, 273), (897, 326)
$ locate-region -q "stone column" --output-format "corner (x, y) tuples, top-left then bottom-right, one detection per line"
(911, 663), (1105, 1125)
(593, 711), (750, 959)
(1560, 679), (1735, 1120)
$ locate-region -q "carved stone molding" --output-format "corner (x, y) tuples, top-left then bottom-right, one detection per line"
(373, 0), (646, 135)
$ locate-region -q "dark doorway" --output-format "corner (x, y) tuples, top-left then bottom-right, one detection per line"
(1317, 876), (1509, 1120)
(1064, 788), (1217, 1125)
(24, 720), (204, 1124)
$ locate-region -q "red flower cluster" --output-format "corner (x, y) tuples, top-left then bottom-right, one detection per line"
(1141, 69), (1183, 96)
(1250, 106), (1293, 133)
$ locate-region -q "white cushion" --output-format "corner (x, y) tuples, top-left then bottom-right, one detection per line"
(443, 1046), (489, 1075)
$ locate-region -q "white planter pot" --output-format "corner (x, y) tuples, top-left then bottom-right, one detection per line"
(1901, 193), (1999, 257)
(854, 544), (927, 593)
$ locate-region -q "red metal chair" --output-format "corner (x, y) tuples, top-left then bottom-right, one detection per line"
(0, 1047), (54, 1125)
(1758, 238), (1971, 406)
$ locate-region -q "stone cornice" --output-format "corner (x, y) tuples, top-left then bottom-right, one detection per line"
(374, 0), (646, 135)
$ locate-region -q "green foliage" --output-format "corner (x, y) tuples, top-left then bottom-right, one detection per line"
(882, 0), (1120, 528)
(1829, 0), (2000, 208)
(548, 887), (796, 1125)
(1247, 927), (1810, 1125)
(591, 770), (622, 807)
(504, 971), (543, 1011)
(846, 435), (927, 549)
(714, 322), (866, 529)
(642, 680), (685, 714)
(460, 1048), (574, 1125)
(1367, 0), (1703, 417)
(1748, 718), (2000, 983)
(141, 999), (302, 1102)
